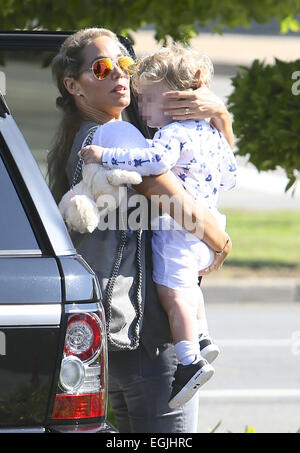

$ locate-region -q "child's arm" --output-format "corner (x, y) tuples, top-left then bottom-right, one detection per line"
(80, 124), (185, 177)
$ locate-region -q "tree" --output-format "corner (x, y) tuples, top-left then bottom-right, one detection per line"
(228, 59), (300, 192)
(1, 0), (300, 42)
(1, 0), (300, 189)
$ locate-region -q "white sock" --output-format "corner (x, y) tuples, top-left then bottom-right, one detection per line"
(174, 340), (201, 366)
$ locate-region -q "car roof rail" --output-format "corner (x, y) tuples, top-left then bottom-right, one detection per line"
(0, 30), (72, 51)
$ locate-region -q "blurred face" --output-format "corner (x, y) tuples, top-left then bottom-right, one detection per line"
(139, 80), (172, 128)
(66, 36), (131, 121)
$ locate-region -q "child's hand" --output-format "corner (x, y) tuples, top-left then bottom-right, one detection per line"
(79, 145), (104, 164)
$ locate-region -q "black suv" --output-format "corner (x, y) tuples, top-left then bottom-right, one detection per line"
(0, 30), (144, 433)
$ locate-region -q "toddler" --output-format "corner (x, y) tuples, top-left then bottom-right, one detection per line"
(80, 43), (237, 408)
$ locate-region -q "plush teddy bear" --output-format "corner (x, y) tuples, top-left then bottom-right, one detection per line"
(59, 163), (142, 234)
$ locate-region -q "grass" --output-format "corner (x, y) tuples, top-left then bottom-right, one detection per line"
(209, 420), (300, 433)
(209, 420), (256, 433)
(212, 210), (300, 278)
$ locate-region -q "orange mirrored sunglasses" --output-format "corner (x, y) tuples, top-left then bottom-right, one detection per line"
(89, 56), (135, 80)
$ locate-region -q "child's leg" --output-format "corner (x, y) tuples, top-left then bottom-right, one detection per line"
(156, 284), (199, 344)
(156, 284), (215, 409)
(196, 285), (209, 336)
(156, 284), (201, 366)
(195, 284), (220, 364)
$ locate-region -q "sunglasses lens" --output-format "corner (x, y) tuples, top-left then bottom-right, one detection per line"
(118, 57), (136, 75)
(91, 57), (135, 80)
(92, 58), (113, 79)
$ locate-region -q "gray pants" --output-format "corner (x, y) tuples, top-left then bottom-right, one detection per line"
(108, 344), (199, 433)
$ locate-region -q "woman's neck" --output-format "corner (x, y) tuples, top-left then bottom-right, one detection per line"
(78, 101), (121, 124)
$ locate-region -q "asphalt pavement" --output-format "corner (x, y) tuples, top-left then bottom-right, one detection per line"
(196, 301), (300, 433)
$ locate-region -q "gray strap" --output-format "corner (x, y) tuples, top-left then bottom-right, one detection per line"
(71, 126), (98, 188)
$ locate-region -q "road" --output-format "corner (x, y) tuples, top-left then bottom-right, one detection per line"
(196, 301), (300, 433)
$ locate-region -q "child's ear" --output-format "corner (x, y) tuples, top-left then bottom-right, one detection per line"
(194, 69), (202, 88)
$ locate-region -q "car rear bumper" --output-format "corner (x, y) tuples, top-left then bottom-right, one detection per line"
(0, 421), (117, 434)
(47, 421), (118, 433)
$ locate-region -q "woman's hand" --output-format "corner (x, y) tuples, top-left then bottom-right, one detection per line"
(80, 145), (104, 164)
(198, 234), (232, 275)
(162, 86), (234, 149)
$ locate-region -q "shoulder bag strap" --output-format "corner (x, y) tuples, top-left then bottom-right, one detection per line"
(71, 126), (98, 188)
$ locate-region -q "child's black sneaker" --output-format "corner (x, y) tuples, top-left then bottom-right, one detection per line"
(168, 359), (214, 409)
(199, 334), (220, 364)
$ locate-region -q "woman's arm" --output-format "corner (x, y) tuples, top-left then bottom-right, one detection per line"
(162, 86), (234, 149)
(210, 111), (234, 150)
(134, 170), (232, 272)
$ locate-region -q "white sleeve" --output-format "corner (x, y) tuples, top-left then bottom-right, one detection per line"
(90, 120), (150, 149)
(101, 123), (184, 176)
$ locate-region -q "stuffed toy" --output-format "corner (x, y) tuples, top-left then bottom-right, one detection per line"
(59, 163), (142, 234)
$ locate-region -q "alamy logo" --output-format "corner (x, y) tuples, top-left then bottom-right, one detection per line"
(95, 187), (205, 238)
(291, 71), (300, 95)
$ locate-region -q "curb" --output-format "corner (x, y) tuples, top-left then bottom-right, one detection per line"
(201, 278), (300, 303)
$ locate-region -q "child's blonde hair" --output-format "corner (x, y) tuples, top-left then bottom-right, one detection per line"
(132, 43), (214, 92)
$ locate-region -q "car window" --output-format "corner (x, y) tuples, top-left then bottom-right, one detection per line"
(0, 50), (59, 181)
(0, 152), (40, 253)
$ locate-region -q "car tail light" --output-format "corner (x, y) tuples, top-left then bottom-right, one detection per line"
(64, 313), (101, 363)
(52, 392), (105, 419)
(51, 307), (107, 421)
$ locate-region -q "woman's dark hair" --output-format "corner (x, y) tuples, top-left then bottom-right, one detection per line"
(47, 28), (126, 203)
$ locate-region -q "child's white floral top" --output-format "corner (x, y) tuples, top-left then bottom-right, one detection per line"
(101, 119), (237, 211)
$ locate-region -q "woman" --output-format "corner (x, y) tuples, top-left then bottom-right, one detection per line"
(48, 28), (232, 433)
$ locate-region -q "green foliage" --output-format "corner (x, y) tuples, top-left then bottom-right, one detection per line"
(228, 59), (300, 192)
(1, 0), (300, 42)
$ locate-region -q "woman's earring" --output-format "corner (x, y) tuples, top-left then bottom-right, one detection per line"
(76, 93), (81, 97)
